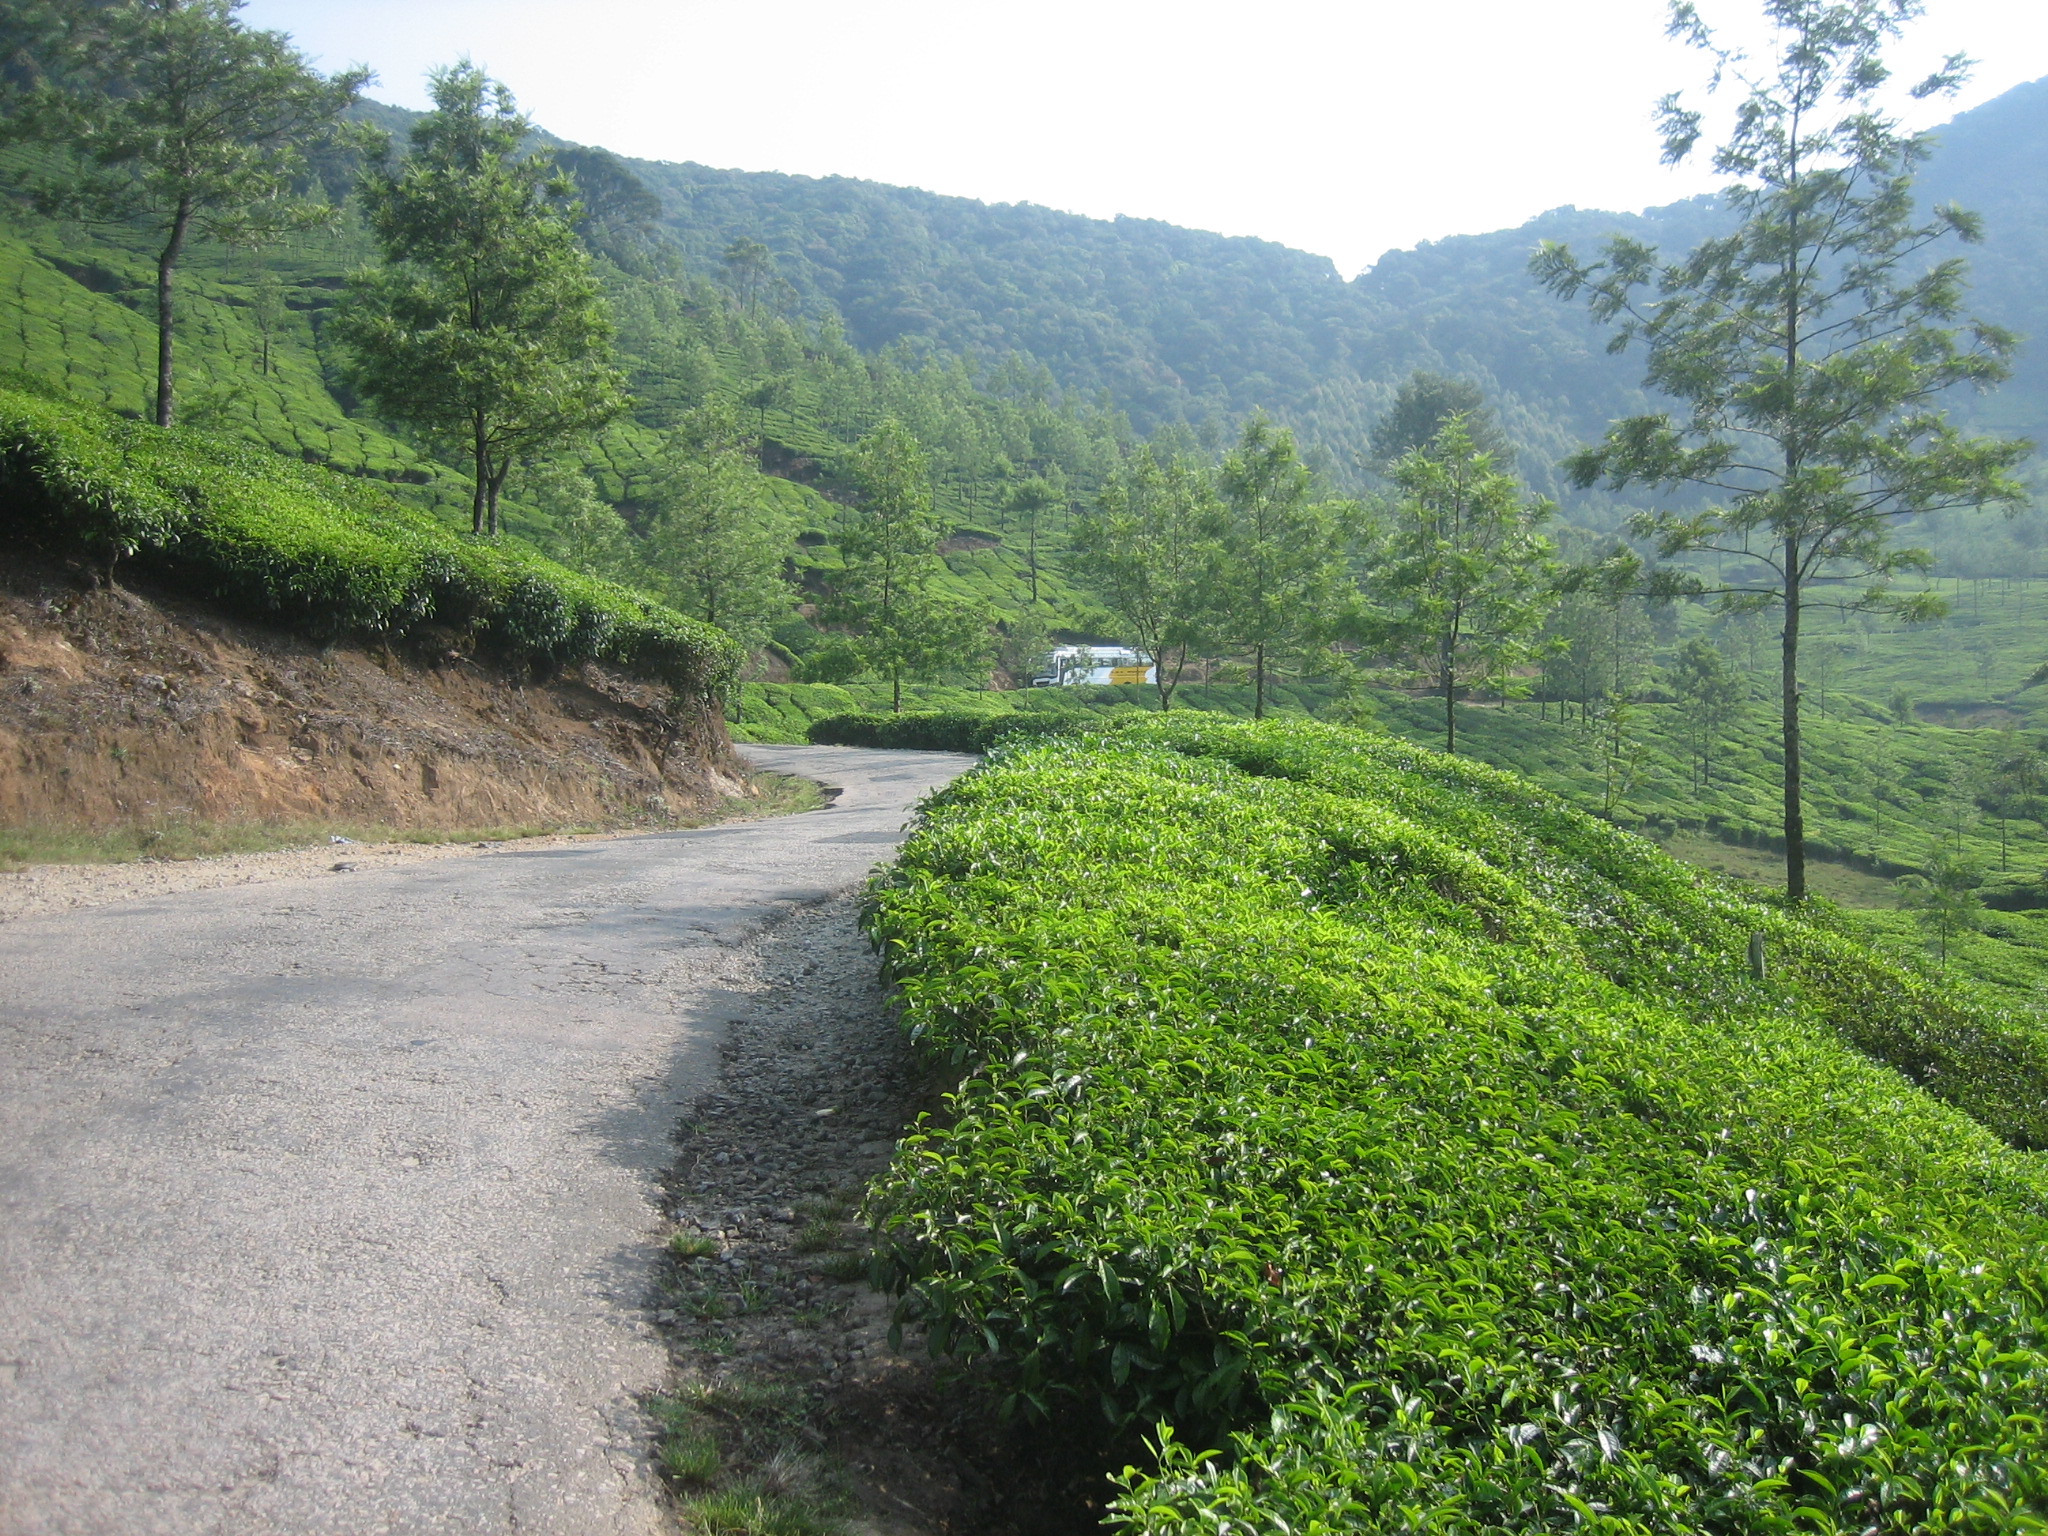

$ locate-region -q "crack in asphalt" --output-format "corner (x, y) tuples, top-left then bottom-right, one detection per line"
(0, 746), (970, 1535)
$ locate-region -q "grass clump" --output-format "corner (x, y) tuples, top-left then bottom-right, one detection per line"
(863, 716), (2048, 1533)
(650, 1380), (844, 1534)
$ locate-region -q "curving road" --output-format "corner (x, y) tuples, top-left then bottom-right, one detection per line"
(0, 746), (971, 1536)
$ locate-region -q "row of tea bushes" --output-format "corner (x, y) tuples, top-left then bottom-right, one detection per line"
(806, 708), (1083, 754)
(863, 717), (2048, 1532)
(0, 383), (743, 699)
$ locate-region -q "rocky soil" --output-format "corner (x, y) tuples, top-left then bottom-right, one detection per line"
(651, 896), (1127, 1535)
(0, 557), (743, 836)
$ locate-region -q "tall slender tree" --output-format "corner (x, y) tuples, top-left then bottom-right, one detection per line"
(648, 403), (792, 652)
(1068, 447), (1222, 711)
(1214, 418), (1348, 719)
(1533, 0), (2029, 900)
(10, 0), (365, 426)
(1007, 471), (1065, 606)
(1360, 417), (1558, 753)
(335, 63), (627, 535)
(827, 418), (985, 710)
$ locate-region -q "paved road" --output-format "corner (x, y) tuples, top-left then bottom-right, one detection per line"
(0, 746), (971, 1536)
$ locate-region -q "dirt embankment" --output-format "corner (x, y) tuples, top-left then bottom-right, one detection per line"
(0, 559), (748, 836)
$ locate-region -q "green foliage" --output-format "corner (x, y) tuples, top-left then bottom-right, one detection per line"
(1213, 418), (1349, 718)
(1534, 0), (2032, 898)
(824, 417), (989, 708)
(1068, 447), (1221, 711)
(1670, 636), (1745, 789)
(3, 0), (366, 426)
(1364, 369), (1513, 472)
(1359, 416), (1558, 752)
(864, 716), (2048, 1531)
(645, 402), (792, 651)
(805, 708), (1072, 754)
(0, 383), (742, 695)
(1896, 849), (1987, 972)
(336, 64), (628, 535)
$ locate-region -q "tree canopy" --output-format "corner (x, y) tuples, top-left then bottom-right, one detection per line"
(335, 63), (627, 534)
(1533, 0), (2030, 899)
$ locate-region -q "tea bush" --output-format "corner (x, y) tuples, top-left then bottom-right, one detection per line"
(0, 385), (743, 698)
(864, 716), (2048, 1533)
(806, 709), (1077, 754)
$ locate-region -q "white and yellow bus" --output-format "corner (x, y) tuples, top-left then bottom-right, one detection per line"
(1029, 645), (1155, 687)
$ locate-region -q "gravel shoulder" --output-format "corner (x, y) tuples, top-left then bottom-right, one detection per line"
(0, 745), (968, 1535)
(644, 898), (1124, 1536)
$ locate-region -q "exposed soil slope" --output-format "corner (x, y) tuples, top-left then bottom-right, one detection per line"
(0, 559), (746, 836)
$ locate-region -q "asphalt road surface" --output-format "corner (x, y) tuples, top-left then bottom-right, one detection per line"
(0, 745), (972, 1536)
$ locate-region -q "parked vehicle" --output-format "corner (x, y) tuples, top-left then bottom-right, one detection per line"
(1029, 645), (1155, 687)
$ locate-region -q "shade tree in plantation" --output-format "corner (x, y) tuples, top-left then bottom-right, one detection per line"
(7, 0), (366, 427)
(530, 463), (639, 584)
(1534, 0), (2030, 900)
(1214, 418), (1349, 719)
(1537, 591), (1652, 722)
(1068, 446), (1223, 711)
(1895, 848), (1984, 970)
(1365, 369), (1514, 473)
(1360, 417), (1559, 754)
(1669, 637), (1745, 788)
(1006, 471), (1065, 607)
(647, 402), (793, 652)
(336, 63), (627, 535)
(826, 417), (987, 710)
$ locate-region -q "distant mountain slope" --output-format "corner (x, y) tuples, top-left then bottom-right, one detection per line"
(620, 77), (2048, 507)
(628, 160), (1386, 452)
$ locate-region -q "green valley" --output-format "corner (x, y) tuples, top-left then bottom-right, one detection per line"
(6, 0), (2048, 1527)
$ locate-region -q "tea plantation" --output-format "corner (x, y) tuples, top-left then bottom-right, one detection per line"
(0, 381), (742, 697)
(864, 716), (2048, 1532)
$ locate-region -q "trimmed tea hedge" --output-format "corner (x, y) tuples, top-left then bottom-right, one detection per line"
(864, 717), (2048, 1533)
(0, 384), (743, 697)
(806, 708), (1079, 754)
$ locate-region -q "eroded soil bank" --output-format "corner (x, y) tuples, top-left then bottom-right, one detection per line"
(0, 558), (744, 838)
(650, 895), (1131, 1535)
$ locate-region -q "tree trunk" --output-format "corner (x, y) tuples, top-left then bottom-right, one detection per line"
(1782, 558), (1806, 902)
(155, 199), (195, 428)
(1254, 643), (1266, 720)
(891, 668), (902, 714)
(1444, 679), (1456, 755)
(486, 459), (511, 536)
(470, 417), (490, 536)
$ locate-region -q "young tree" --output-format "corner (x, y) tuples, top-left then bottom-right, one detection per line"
(1068, 446), (1222, 711)
(647, 404), (792, 653)
(10, 0), (365, 426)
(1007, 471), (1065, 607)
(1360, 417), (1559, 754)
(530, 463), (639, 585)
(1533, 0), (2029, 900)
(1214, 418), (1348, 719)
(1669, 637), (1745, 788)
(1894, 848), (1983, 971)
(335, 63), (628, 535)
(827, 418), (985, 711)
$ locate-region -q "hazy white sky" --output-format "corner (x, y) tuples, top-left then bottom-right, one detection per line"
(241, 0), (2048, 277)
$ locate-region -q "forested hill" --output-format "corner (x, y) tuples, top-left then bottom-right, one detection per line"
(618, 75), (2048, 504)
(629, 159), (1381, 462)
